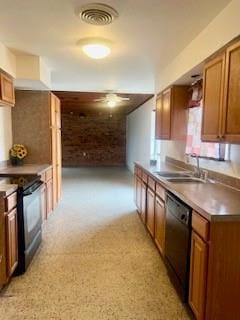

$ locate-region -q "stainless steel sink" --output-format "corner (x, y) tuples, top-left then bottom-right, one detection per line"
(165, 177), (205, 183)
(155, 171), (192, 178)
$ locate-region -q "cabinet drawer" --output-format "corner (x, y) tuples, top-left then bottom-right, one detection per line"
(192, 211), (209, 241)
(45, 168), (53, 182)
(142, 172), (148, 184)
(156, 183), (165, 201)
(5, 192), (17, 212)
(148, 176), (156, 191)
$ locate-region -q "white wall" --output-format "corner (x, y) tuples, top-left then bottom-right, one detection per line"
(0, 107), (12, 161)
(0, 41), (16, 162)
(126, 97), (155, 173)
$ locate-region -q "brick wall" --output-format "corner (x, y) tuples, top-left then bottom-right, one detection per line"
(61, 111), (126, 166)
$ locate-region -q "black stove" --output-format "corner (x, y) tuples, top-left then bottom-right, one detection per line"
(6, 175), (43, 274)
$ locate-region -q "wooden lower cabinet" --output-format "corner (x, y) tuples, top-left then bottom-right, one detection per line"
(140, 181), (147, 223)
(5, 208), (18, 277)
(189, 231), (208, 320)
(41, 184), (47, 222)
(146, 188), (155, 237)
(0, 209), (6, 287)
(46, 179), (53, 217)
(154, 196), (165, 255)
(136, 176), (142, 214)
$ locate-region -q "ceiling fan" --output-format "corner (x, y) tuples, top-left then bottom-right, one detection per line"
(94, 93), (130, 108)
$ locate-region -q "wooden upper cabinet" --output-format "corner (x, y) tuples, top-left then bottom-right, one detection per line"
(202, 53), (225, 142)
(222, 40), (240, 143)
(202, 38), (240, 143)
(0, 73), (15, 107)
(155, 86), (189, 141)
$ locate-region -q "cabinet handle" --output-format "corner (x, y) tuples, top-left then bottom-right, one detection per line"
(0, 255), (2, 263)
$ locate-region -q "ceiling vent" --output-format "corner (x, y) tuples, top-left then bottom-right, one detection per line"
(77, 3), (119, 25)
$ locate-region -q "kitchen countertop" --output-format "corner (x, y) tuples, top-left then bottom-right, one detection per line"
(0, 164), (52, 177)
(135, 161), (240, 222)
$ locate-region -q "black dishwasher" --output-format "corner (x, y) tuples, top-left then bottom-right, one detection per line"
(165, 192), (192, 302)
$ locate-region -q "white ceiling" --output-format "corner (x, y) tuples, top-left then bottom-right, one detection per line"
(0, 0), (231, 93)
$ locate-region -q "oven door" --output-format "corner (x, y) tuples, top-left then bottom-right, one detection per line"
(23, 181), (43, 249)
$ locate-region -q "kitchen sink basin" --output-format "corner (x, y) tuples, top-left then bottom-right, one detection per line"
(155, 171), (192, 178)
(165, 177), (205, 183)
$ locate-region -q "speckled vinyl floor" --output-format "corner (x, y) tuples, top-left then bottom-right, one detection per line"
(0, 167), (191, 320)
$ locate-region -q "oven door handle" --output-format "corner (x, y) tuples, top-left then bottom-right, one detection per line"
(23, 181), (44, 197)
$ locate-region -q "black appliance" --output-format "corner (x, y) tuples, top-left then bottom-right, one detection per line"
(8, 175), (43, 275)
(165, 192), (192, 302)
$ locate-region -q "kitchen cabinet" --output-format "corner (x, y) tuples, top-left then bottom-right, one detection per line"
(202, 39), (240, 143)
(12, 91), (62, 210)
(0, 72), (15, 107)
(140, 181), (147, 223)
(154, 196), (165, 256)
(41, 168), (53, 220)
(222, 40), (240, 142)
(146, 187), (155, 237)
(136, 176), (142, 214)
(41, 184), (47, 222)
(155, 85), (189, 141)
(0, 203), (6, 288)
(5, 208), (18, 277)
(202, 53), (225, 142)
(189, 231), (208, 320)
(46, 179), (53, 216)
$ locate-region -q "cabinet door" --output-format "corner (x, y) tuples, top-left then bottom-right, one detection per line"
(0, 73), (15, 106)
(146, 188), (155, 237)
(6, 208), (18, 277)
(56, 128), (62, 202)
(155, 94), (162, 139)
(202, 54), (225, 142)
(141, 182), (147, 223)
(0, 210), (6, 287)
(46, 179), (53, 217)
(136, 176), (142, 214)
(51, 127), (57, 209)
(154, 196), (165, 255)
(222, 41), (240, 143)
(41, 184), (47, 222)
(160, 89), (171, 140)
(189, 231), (208, 320)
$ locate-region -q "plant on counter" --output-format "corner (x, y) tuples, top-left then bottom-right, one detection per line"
(9, 144), (28, 166)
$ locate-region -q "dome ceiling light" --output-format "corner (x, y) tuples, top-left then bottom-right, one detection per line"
(78, 38), (112, 59)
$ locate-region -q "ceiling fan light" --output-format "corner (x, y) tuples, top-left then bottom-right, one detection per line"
(82, 43), (111, 59)
(107, 100), (117, 108)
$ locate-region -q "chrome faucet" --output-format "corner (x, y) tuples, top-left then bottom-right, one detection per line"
(196, 155), (200, 178)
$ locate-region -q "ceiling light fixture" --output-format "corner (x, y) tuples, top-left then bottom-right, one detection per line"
(107, 100), (117, 108)
(82, 43), (111, 59)
(78, 38), (112, 59)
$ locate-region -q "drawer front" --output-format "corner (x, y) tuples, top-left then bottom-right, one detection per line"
(148, 176), (156, 191)
(156, 183), (165, 201)
(142, 172), (148, 184)
(192, 211), (209, 241)
(5, 192), (17, 213)
(45, 168), (53, 182)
